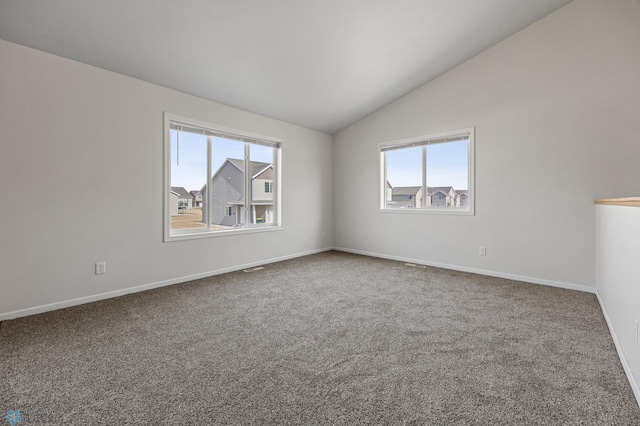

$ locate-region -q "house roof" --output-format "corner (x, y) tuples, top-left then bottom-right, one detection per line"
(392, 186), (422, 196)
(226, 158), (272, 177)
(170, 186), (191, 198)
(203, 158), (275, 193)
(189, 190), (201, 197)
(427, 186), (455, 195)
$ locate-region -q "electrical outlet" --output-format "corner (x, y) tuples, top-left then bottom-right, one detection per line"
(634, 319), (638, 345)
(95, 261), (106, 275)
(479, 246), (487, 256)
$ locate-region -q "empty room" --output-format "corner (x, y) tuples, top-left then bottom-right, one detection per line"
(1, 0), (640, 424)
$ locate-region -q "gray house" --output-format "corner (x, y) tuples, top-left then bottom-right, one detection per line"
(190, 190), (202, 208)
(170, 186), (192, 211)
(389, 186), (423, 208)
(201, 158), (274, 227)
(169, 190), (180, 216)
(426, 186), (458, 207)
(386, 184), (467, 208)
(457, 190), (469, 207)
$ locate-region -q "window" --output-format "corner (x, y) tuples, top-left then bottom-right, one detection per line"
(164, 113), (282, 241)
(380, 127), (474, 215)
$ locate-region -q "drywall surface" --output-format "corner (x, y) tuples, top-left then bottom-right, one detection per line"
(596, 205), (640, 402)
(0, 40), (333, 319)
(333, 0), (640, 289)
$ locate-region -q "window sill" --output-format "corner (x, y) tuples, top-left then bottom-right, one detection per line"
(165, 225), (283, 242)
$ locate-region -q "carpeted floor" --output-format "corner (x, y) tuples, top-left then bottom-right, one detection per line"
(1, 251), (639, 425)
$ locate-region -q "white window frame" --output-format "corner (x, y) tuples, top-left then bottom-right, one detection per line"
(164, 113), (283, 242)
(379, 127), (475, 216)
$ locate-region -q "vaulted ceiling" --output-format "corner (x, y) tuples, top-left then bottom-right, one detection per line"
(0, 0), (573, 134)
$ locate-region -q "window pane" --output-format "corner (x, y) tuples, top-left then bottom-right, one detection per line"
(170, 130), (207, 231)
(385, 146), (423, 209)
(205, 137), (245, 230)
(249, 144), (276, 224)
(379, 128), (473, 214)
(426, 140), (468, 208)
(166, 114), (283, 240)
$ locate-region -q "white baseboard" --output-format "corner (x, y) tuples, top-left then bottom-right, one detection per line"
(332, 246), (595, 294)
(0, 247), (333, 321)
(0, 246), (595, 321)
(2, 246), (636, 408)
(595, 290), (640, 408)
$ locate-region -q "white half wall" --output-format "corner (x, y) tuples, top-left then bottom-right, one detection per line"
(333, 0), (640, 290)
(596, 205), (640, 403)
(0, 40), (334, 319)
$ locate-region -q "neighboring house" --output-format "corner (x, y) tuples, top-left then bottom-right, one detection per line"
(386, 184), (468, 208)
(426, 186), (457, 207)
(386, 180), (393, 203)
(171, 186), (192, 210)
(251, 164), (275, 224)
(429, 190), (448, 207)
(201, 158), (274, 227)
(190, 190), (202, 208)
(389, 186), (423, 208)
(169, 191), (180, 216)
(457, 190), (469, 207)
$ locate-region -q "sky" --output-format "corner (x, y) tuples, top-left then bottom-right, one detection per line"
(386, 140), (469, 190)
(170, 130), (274, 191)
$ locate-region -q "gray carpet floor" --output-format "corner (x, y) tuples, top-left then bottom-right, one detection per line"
(1, 251), (639, 425)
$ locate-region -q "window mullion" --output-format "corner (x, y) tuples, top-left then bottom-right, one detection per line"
(207, 136), (212, 228)
(244, 142), (251, 227)
(422, 146), (427, 209)
(382, 152), (388, 209)
(273, 146), (279, 225)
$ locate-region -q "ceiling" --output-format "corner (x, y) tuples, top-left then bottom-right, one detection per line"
(0, 0), (572, 134)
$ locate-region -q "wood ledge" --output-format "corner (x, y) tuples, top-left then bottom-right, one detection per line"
(595, 197), (640, 207)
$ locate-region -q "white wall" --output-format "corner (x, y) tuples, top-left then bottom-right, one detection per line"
(0, 39), (333, 319)
(333, 0), (640, 291)
(596, 204), (640, 401)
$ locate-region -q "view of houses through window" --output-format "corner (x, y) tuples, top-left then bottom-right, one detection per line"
(381, 128), (474, 214)
(166, 115), (281, 239)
